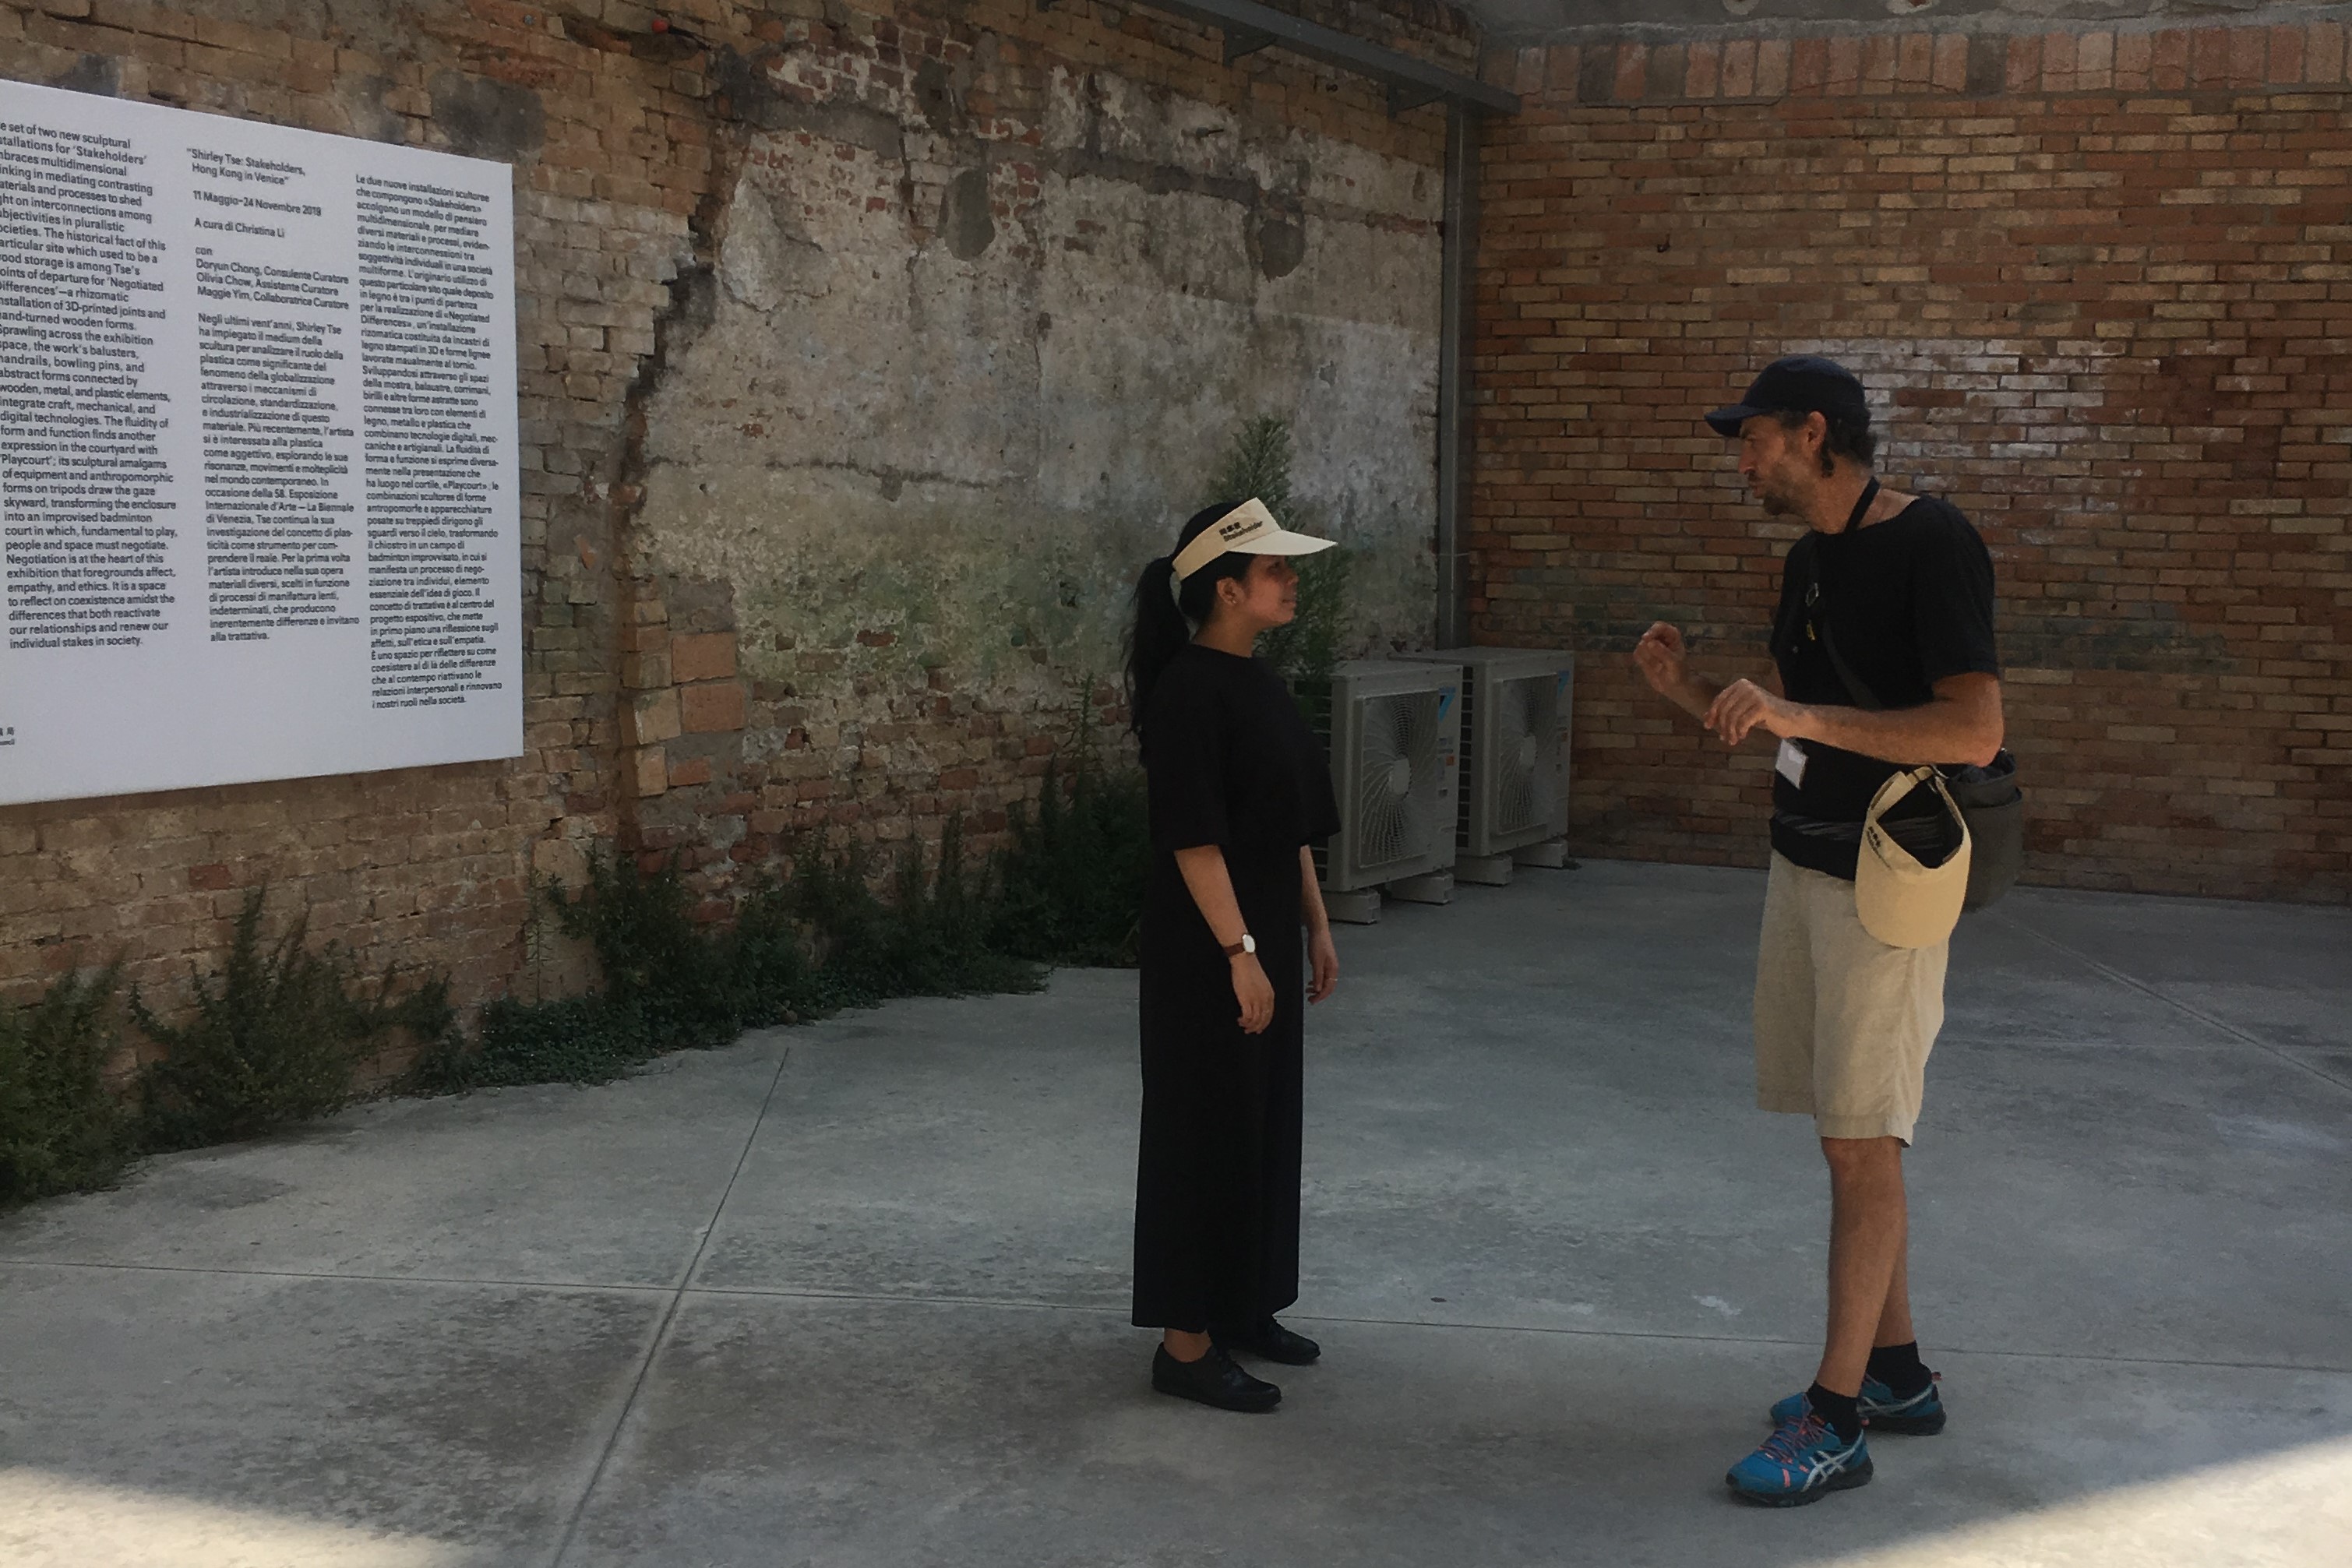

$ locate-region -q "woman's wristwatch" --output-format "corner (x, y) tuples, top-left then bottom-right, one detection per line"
(1222, 933), (1257, 959)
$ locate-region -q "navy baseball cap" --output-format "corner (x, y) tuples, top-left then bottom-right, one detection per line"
(1705, 355), (1869, 437)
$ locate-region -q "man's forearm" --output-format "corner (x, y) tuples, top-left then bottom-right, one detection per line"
(1788, 695), (2001, 768)
(1698, 670), (2003, 765)
(1663, 672), (1724, 724)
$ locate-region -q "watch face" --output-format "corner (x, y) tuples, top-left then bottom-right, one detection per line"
(1243, 934), (1256, 953)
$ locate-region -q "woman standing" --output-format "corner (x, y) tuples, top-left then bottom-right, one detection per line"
(1125, 497), (1343, 1414)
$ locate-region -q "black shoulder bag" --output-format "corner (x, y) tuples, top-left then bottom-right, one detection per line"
(1804, 492), (2024, 913)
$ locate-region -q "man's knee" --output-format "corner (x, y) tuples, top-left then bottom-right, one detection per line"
(1819, 1134), (1903, 1182)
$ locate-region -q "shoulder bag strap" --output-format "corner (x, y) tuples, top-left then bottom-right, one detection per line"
(1808, 479), (1885, 713)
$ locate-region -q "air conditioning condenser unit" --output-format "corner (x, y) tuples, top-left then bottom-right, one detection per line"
(1317, 659), (1462, 922)
(1396, 647), (1574, 886)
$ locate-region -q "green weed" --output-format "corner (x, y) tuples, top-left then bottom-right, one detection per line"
(787, 819), (1042, 1008)
(410, 822), (1043, 1094)
(0, 967), (132, 1206)
(134, 890), (453, 1151)
(408, 992), (655, 1091)
(990, 754), (1150, 967)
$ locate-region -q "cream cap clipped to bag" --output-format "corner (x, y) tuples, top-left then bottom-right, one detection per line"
(1171, 498), (1338, 581)
(1854, 767), (1973, 950)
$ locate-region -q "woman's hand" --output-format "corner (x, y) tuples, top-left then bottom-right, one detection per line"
(1231, 952), (1276, 1034)
(1307, 927), (1338, 1004)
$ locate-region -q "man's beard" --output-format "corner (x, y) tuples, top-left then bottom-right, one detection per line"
(1755, 485), (1794, 516)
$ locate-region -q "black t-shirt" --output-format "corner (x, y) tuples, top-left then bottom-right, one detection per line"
(1143, 643), (1341, 858)
(1768, 495), (2000, 879)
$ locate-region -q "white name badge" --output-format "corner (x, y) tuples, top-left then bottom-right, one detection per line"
(1775, 738), (1809, 789)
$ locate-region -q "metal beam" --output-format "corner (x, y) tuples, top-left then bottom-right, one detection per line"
(1139, 0), (1522, 116)
(1388, 81), (1441, 118)
(1223, 26), (1274, 65)
(1434, 100), (1478, 650)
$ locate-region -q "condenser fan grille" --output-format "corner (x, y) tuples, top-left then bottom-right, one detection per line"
(1488, 674), (1560, 837)
(1386, 648), (1574, 861)
(1352, 690), (1444, 873)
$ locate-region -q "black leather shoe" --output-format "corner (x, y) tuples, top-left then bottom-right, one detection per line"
(1151, 1344), (1281, 1412)
(1211, 1316), (1322, 1365)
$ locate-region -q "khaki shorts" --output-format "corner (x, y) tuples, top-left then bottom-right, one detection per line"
(1754, 851), (1948, 1143)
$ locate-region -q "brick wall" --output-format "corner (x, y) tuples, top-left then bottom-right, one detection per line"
(2, 0), (714, 1011)
(0, 0), (1478, 1010)
(615, 2), (1466, 906)
(1472, 16), (2352, 902)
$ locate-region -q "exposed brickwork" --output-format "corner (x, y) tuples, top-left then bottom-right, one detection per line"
(0, 0), (721, 1006)
(0, 0), (1478, 1008)
(1474, 19), (2352, 902)
(614, 555), (1125, 899)
(604, 0), (1469, 900)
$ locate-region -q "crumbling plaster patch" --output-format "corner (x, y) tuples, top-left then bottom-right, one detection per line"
(635, 69), (1444, 741)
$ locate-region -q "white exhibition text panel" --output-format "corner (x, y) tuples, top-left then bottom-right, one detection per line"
(0, 79), (521, 805)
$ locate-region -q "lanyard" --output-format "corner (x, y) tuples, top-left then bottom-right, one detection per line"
(1835, 477), (1881, 536)
(1799, 477), (1881, 657)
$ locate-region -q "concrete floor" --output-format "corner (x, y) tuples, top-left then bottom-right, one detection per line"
(3, 860), (2348, 1567)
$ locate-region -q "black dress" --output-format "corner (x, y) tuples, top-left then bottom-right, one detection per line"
(1131, 643), (1342, 1331)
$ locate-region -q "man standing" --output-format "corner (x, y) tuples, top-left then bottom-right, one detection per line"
(1633, 357), (2003, 1506)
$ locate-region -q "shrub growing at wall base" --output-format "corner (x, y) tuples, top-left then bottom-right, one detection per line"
(408, 823), (1047, 1093)
(991, 756), (1151, 967)
(134, 890), (456, 1152)
(549, 849), (752, 1051)
(406, 858), (791, 1092)
(0, 967), (133, 1206)
(789, 822), (1042, 1008)
(3, 772), (1155, 1198)
(418, 992), (658, 1092)
(1, 896), (455, 1204)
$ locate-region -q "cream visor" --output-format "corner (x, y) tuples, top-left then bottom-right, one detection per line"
(1171, 498), (1338, 580)
(1855, 767), (1973, 950)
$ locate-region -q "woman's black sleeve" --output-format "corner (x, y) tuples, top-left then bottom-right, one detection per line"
(1145, 673), (1230, 853)
(1302, 717), (1341, 845)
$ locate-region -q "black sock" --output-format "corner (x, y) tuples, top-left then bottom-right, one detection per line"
(1866, 1341), (1934, 1398)
(1805, 1383), (1863, 1443)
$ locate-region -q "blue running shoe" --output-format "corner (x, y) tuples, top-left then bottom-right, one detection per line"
(1726, 1404), (1872, 1507)
(1768, 1372), (1945, 1436)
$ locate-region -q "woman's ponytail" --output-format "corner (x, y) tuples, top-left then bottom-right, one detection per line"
(1124, 555), (1187, 738)
(1124, 502), (1255, 742)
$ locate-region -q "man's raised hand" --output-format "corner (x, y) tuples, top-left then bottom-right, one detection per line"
(1633, 622), (1689, 699)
